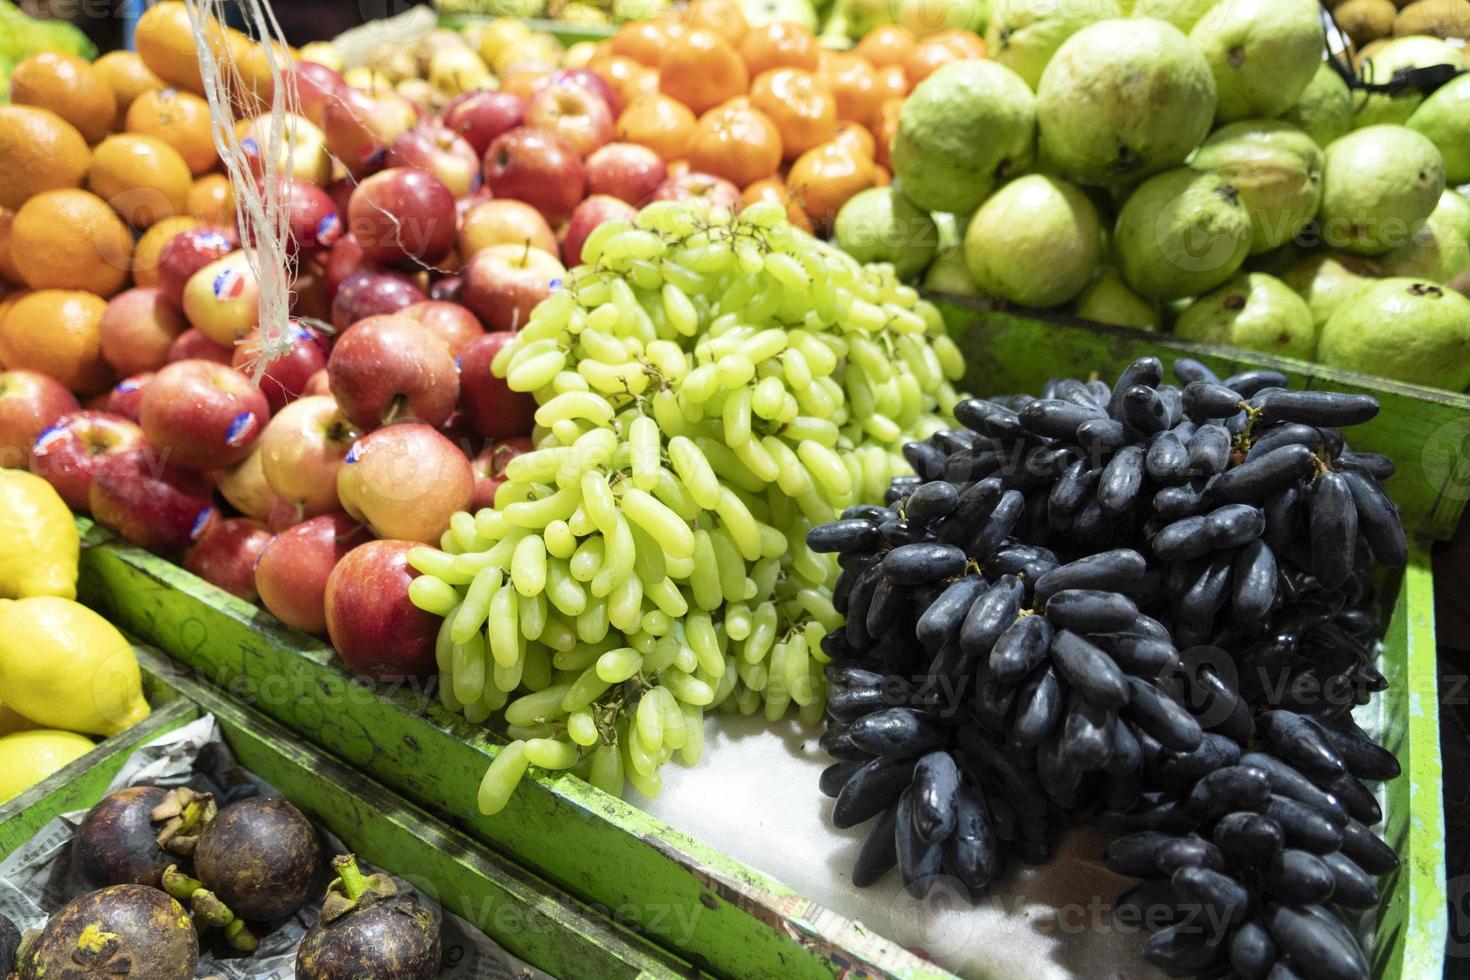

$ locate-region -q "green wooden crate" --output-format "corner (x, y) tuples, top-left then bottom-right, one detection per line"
(73, 517), (1445, 979)
(0, 645), (696, 980)
(936, 297), (1470, 541)
(436, 13), (615, 44)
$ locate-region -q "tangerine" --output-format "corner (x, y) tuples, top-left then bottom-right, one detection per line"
(10, 190), (132, 297)
(0, 106), (90, 211)
(87, 133), (192, 229)
(687, 99), (782, 188)
(749, 68), (837, 160)
(740, 20), (821, 76)
(9, 52), (117, 145)
(125, 87), (217, 176)
(0, 289), (112, 395)
(659, 28), (748, 116)
(616, 95), (698, 162)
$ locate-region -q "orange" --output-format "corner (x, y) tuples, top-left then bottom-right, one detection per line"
(749, 69), (836, 160)
(742, 176), (811, 233)
(616, 95), (698, 162)
(819, 52), (883, 127)
(134, 0), (229, 97)
(873, 97), (904, 170)
(0, 209), (21, 285)
(659, 28), (748, 117)
(125, 87), (217, 176)
(188, 174), (235, 226)
(666, 158), (691, 180)
(833, 121), (876, 159)
(590, 54), (658, 108)
(787, 140), (878, 231)
(87, 134), (192, 229)
(875, 63), (909, 101)
(0, 289), (112, 395)
(9, 52), (117, 145)
(93, 52), (164, 131)
(227, 31), (287, 114)
(740, 21), (820, 77)
(498, 63), (557, 103)
(610, 21), (676, 67)
(10, 190), (133, 297)
(684, 0), (749, 45)
(855, 26), (917, 70)
(687, 98), (782, 188)
(904, 31), (987, 87)
(132, 215), (201, 289)
(0, 106), (90, 211)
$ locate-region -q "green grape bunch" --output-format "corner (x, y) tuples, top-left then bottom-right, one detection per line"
(404, 199), (967, 814)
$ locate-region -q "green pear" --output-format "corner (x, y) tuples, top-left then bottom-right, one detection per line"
(1175, 271), (1316, 358)
(1353, 36), (1465, 128)
(833, 187), (940, 280)
(891, 60), (1036, 215)
(1280, 252), (1382, 329)
(1192, 119), (1323, 254)
(962, 174), (1103, 307)
(1114, 167), (1252, 300)
(1037, 18), (1216, 188)
(1075, 267), (1160, 330)
(1407, 73), (1470, 185)
(1317, 278), (1470, 390)
(1381, 202), (1470, 283)
(1188, 0), (1323, 123)
(1283, 63), (1354, 148)
(1318, 125), (1445, 255)
(985, 0), (1119, 90)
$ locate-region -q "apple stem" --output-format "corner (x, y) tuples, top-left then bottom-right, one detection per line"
(382, 395), (408, 426)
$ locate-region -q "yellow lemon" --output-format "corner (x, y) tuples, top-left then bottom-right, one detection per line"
(0, 729), (94, 802)
(0, 469), (79, 600)
(0, 597), (150, 737)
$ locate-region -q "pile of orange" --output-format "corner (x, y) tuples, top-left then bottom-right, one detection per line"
(0, 2), (244, 400)
(592, 2), (986, 231)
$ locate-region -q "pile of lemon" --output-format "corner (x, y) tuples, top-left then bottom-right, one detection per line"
(0, 470), (150, 803)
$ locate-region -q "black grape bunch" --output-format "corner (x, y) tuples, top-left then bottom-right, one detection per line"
(804, 356), (1408, 979)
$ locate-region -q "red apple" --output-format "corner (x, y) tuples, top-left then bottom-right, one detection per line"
(443, 90), (526, 156)
(105, 373), (151, 422)
(322, 87), (419, 176)
(286, 61), (347, 128)
(337, 423), (474, 544)
(483, 128), (585, 224)
(545, 68), (622, 117)
(428, 274), (464, 304)
(471, 435), (533, 510)
(458, 198), (558, 259)
(156, 227), (237, 308)
(184, 517), (273, 601)
(585, 142), (667, 206)
(323, 233), (377, 296)
(167, 329), (234, 366)
(562, 194), (639, 266)
(0, 370), (79, 470)
(98, 287), (187, 376)
(653, 172), (742, 219)
(388, 122), (482, 199)
(139, 360), (271, 471)
(347, 167), (457, 267)
(324, 538), (441, 678)
(329, 269), (427, 330)
(231, 323), (330, 414)
(253, 177), (342, 258)
(400, 300), (484, 356)
(302, 369), (331, 397)
(327, 314), (460, 429)
(461, 243), (567, 333)
(89, 446), (217, 554)
(212, 443), (274, 521)
(459, 331), (536, 439)
(256, 513), (369, 633)
(181, 250), (260, 347)
(258, 394), (361, 516)
(29, 410), (145, 509)
(525, 82), (615, 158)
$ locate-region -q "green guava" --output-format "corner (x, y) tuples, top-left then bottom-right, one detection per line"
(1175, 271), (1316, 358)
(1188, 0), (1323, 123)
(985, 0), (1120, 91)
(895, 0), (988, 37)
(1381, 209), (1470, 283)
(1282, 63), (1354, 148)
(1130, 0), (1217, 29)
(924, 246), (983, 296)
(1036, 18), (1216, 188)
(1353, 36), (1466, 128)
(1318, 124), (1446, 255)
(1113, 167), (1252, 300)
(740, 0), (820, 28)
(1075, 267), (1160, 330)
(1191, 119), (1324, 254)
(962, 174), (1103, 307)
(1407, 73), (1470, 186)
(1280, 252), (1382, 328)
(833, 187), (940, 280)
(1317, 277), (1470, 390)
(1432, 189), (1470, 243)
(891, 60), (1036, 214)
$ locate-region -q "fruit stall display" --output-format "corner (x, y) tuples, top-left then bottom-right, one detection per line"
(0, 0), (1460, 978)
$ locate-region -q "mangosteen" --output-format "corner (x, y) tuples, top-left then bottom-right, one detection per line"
(14, 884), (197, 980)
(192, 796), (321, 921)
(0, 911), (19, 974)
(72, 786), (175, 889)
(296, 854), (441, 980)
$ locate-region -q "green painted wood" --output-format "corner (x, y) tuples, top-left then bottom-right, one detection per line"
(936, 296), (1470, 541)
(0, 698), (200, 858)
(74, 521), (955, 980)
(134, 647), (698, 980)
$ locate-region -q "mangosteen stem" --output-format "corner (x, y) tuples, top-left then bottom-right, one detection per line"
(333, 854), (370, 904)
(162, 864), (205, 902)
(321, 854), (399, 922)
(154, 788), (217, 856)
(224, 919), (259, 953)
